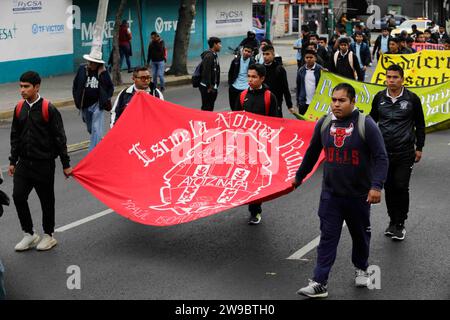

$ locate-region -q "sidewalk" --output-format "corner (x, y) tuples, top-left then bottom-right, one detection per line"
(0, 41), (298, 119)
(0, 69), (192, 120)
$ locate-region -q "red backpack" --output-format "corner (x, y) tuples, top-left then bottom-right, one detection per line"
(15, 99), (50, 122)
(239, 89), (271, 116)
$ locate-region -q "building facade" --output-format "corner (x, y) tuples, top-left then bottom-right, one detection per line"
(0, 0), (252, 84)
(372, 0), (448, 24)
(252, 0), (331, 37)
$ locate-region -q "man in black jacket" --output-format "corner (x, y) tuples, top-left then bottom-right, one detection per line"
(328, 37), (363, 81)
(262, 45), (294, 117)
(370, 65), (425, 241)
(239, 31), (259, 53)
(433, 25), (449, 44)
(235, 64), (278, 224)
(372, 27), (390, 61)
(111, 66), (164, 127)
(228, 45), (255, 110)
(386, 37), (409, 54)
(9, 71), (72, 252)
(72, 51), (114, 152)
(147, 31), (166, 92)
(199, 37), (221, 111)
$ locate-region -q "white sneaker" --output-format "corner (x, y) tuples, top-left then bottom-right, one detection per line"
(15, 233), (40, 251)
(297, 279), (328, 298)
(36, 234), (58, 251)
(355, 269), (371, 287)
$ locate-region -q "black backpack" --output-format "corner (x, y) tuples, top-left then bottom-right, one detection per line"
(191, 60), (202, 88)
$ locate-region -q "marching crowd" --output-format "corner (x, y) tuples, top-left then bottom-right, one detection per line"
(2, 20), (447, 299)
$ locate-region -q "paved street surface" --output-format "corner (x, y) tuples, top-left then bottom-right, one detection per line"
(0, 49), (449, 300)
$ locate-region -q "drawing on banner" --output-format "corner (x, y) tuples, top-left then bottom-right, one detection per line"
(149, 129), (273, 216)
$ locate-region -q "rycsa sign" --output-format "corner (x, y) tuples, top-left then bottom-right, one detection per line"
(13, 1), (43, 13)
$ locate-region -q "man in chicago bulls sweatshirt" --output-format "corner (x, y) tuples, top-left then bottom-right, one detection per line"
(292, 83), (388, 298)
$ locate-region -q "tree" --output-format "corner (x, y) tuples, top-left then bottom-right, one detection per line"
(167, 0), (196, 76)
(111, 0), (128, 85)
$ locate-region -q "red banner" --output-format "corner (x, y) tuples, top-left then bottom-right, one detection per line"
(72, 93), (324, 226)
(412, 42), (445, 51)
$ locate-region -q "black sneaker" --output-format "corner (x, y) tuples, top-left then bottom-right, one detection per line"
(248, 213), (261, 225)
(392, 223), (406, 241)
(384, 222), (396, 237)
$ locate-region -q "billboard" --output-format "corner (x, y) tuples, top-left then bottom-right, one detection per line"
(0, 0), (73, 63)
(207, 0), (252, 38)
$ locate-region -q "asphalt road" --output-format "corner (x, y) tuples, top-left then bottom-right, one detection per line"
(0, 65), (449, 301)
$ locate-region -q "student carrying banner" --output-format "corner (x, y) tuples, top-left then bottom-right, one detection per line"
(111, 66), (164, 127)
(235, 63), (278, 225)
(9, 71), (72, 252)
(292, 83), (388, 298)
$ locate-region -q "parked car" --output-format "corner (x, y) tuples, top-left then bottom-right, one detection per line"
(372, 14), (410, 31)
(390, 18), (437, 37)
(252, 17), (265, 43)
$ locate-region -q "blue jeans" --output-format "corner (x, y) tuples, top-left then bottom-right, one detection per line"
(152, 61), (165, 88)
(313, 191), (371, 285)
(119, 44), (131, 71)
(82, 103), (104, 152)
(0, 258), (5, 300)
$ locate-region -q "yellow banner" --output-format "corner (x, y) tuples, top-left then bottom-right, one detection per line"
(371, 50), (450, 86)
(306, 71), (450, 132)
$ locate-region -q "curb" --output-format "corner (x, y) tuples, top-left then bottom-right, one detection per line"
(55, 65), (297, 155)
(67, 140), (90, 153)
(0, 66), (300, 120)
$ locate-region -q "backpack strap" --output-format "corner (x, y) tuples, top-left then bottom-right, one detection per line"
(357, 111), (366, 142)
(239, 89), (248, 110)
(320, 111), (366, 142)
(15, 100), (25, 119)
(42, 99), (50, 122)
(319, 113), (332, 147)
(333, 51), (339, 67)
(348, 51), (355, 72)
(264, 90), (271, 116)
(15, 99), (50, 122)
(320, 113), (333, 135)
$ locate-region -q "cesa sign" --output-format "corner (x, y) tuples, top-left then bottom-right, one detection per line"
(12, 0), (43, 14)
(154, 17), (196, 34)
(0, 25), (17, 40)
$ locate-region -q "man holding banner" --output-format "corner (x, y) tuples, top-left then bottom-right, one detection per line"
(293, 84), (388, 298)
(236, 64), (279, 224)
(370, 65), (425, 241)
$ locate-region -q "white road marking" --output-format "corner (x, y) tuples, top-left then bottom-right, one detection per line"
(55, 209), (113, 232)
(287, 222), (347, 260)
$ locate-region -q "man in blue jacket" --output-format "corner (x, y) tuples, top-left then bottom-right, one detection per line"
(296, 50), (323, 115)
(227, 45), (255, 110)
(293, 83), (388, 298)
(350, 32), (371, 81)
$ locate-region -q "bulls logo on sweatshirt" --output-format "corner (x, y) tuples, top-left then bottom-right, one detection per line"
(330, 123), (353, 148)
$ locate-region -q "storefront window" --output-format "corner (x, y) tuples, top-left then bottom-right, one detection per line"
(292, 4), (299, 33)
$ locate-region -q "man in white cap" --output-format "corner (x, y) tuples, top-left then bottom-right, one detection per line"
(72, 49), (114, 151)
